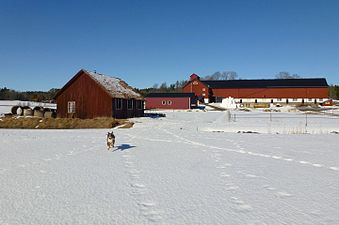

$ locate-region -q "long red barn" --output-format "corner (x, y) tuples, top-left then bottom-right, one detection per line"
(183, 74), (329, 105)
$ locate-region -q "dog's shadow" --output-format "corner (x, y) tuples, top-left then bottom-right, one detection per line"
(114, 144), (136, 151)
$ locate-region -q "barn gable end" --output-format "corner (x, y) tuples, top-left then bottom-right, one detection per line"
(55, 69), (144, 119)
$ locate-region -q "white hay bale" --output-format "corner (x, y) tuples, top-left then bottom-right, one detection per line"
(33, 110), (44, 117)
(11, 105), (20, 115)
(16, 107), (23, 116)
(44, 111), (56, 118)
(23, 108), (33, 116)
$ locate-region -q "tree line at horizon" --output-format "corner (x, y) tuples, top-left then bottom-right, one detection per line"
(1, 72), (339, 101)
(0, 88), (59, 102)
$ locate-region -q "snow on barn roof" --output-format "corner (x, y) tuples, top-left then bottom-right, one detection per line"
(84, 70), (143, 100)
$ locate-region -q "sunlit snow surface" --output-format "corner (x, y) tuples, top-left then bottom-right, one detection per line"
(1, 109), (339, 224)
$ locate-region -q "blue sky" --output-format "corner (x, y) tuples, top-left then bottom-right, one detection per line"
(1, 0), (339, 91)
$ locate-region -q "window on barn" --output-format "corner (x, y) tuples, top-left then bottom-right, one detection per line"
(167, 100), (172, 105)
(137, 100), (143, 109)
(271, 99), (273, 103)
(255, 99), (258, 103)
(277, 98), (282, 102)
(116, 98), (122, 110)
(67, 101), (75, 113)
(162, 101), (166, 105)
(286, 99), (289, 104)
(308, 98), (312, 102)
(127, 99), (133, 109)
(240, 99), (242, 103)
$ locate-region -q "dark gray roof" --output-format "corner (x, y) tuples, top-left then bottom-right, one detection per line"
(202, 78), (328, 88)
(145, 92), (195, 98)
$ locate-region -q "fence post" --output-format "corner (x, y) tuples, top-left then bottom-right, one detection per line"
(305, 112), (308, 133)
(270, 109), (272, 122)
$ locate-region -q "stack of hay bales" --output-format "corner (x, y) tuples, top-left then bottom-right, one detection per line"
(33, 106), (44, 117)
(10, 105), (56, 118)
(11, 106), (23, 115)
(43, 108), (56, 118)
(22, 106), (33, 116)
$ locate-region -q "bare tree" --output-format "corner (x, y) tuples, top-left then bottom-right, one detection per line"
(204, 71), (238, 80)
(159, 82), (167, 91)
(276, 72), (301, 79)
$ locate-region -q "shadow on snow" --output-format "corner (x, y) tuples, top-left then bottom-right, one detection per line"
(114, 144), (136, 151)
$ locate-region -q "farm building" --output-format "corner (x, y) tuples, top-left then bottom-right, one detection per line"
(145, 93), (197, 110)
(55, 69), (144, 119)
(183, 74), (329, 106)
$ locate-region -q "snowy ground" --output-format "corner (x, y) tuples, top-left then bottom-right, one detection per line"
(1, 108), (339, 224)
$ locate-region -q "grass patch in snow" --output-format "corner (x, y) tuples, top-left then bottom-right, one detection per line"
(0, 117), (133, 129)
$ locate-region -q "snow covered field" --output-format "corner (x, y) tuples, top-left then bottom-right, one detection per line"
(1, 108), (339, 224)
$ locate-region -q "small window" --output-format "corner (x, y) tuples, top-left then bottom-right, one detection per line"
(255, 99), (258, 103)
(277, 98), (282, 102)
(271, 99), (273, 103)
(116, 98), (122, 110)
(286, 99), (289, 104)
(67, 101), (75, 113)
(240, 99), (243, 103)
(167, 100), (172, 105)
(308, 98), (312, 102)
(202, 88), (206, 91)
(127, 99), (133, 109)
(162, 100), (166, 105)
(137, 100), (143, 109)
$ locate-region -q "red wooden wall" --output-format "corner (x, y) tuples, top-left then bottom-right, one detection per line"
(211, 87), (329, 99)
(145, 97), (191, 109)
(56, 72), (112, 119)
(182, 79), (209, 98)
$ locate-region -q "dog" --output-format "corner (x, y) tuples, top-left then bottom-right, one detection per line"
(106, 131), (115, 150)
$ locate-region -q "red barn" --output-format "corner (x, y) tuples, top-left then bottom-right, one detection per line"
(183, 74), (329, 105)
(55, 69), (144, 119)
(145, 93), (197, 110)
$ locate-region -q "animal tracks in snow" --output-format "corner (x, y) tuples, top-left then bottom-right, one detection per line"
(230, 197), (253, 212)
(263, 185), (293, 198)
(275, 191), (293, 198)
(329, 167), (339, 171)
(161, 128), (339, 174)
(122, 152), (163, 223)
